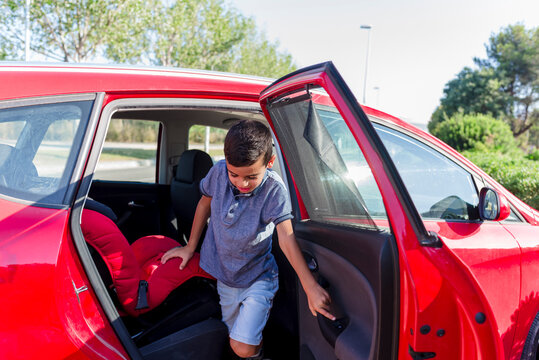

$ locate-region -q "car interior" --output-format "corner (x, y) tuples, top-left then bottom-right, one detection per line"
(75, 98), (399, 360)
(0, 97), (397, 359)
(81, 103), (303, 359)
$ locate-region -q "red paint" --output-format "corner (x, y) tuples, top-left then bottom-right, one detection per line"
(0, 199), (127, 359)
(0, 63), (537, 359)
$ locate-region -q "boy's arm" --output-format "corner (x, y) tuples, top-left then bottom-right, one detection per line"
(161, 195), (212, 269)
(276, 219), (336, 321)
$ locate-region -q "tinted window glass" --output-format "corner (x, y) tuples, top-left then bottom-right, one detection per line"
(0, 100), (92, 205)
(94, 119), (159, 183)
(375, 124), (479, 220)
(267, 88), (386, 229)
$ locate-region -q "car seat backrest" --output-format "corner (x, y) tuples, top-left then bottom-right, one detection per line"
(0, 144), (13, 168)
(170, 150), (213, 242)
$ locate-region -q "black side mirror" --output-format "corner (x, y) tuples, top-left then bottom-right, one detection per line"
(478, 187), (510, 221)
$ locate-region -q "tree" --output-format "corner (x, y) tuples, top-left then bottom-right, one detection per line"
(105, 0), (295, 78)
(430, 24), (539, 139)
(0, 0), (151, 62)
(481, 24), (539, 136)
(0, 0), (295, 78)
(429, 67), (510, 132)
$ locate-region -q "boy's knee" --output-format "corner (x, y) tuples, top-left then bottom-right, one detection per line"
(230, 338), (260, 358)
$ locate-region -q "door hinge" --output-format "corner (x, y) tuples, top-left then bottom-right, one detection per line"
(409, 345), (436, 360)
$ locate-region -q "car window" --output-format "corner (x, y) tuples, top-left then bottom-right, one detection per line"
(267, 88), (386, 229)
(374, 123), (480, 221)
(94, 119), (159, 183)
(188, 125), (226, 163)
(0, 100), (92, 205)
(187, 123), (284, 178)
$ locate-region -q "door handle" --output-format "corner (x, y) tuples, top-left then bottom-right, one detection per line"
(303, 251), (318, 272)
(317, 314), (349, 348)
(128, 200), (144, 208)
(302, 251), (329, 288)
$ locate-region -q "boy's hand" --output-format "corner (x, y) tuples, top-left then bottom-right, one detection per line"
(161, 246), (194, 270)
(305, 282), (336, 321)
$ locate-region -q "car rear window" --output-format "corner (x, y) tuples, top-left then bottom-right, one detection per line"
(0, 99), (93, 205)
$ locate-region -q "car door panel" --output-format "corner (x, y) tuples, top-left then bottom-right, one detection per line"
(260, 62), (503, 359)
(500, 223), (539, 359)
(374, 121), (522, 357)
(0, 94), (128, 359)
(424, 220), (521, 357)
(294, 222), (395, 360)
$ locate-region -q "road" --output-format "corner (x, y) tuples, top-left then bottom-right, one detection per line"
(94, 165), (155, 182)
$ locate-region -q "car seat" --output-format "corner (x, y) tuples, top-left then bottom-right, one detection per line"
(170, 149), (213, 244)
(81, 200), (214, 317)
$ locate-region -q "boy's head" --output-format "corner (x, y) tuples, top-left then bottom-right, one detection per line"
(224, 120), (275, 194)
(224, 120), (273, 167)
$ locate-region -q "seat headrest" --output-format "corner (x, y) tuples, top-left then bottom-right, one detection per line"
(84, 198), (118, 223)
(174, 150), (213, 183)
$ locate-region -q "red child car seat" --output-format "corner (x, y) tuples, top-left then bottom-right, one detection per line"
(81, 207), (213, 317)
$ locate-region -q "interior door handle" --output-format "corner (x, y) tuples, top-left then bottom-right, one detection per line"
(128, 200), (144, 208)
(302, 251), (329, 288)
(303, 251), (318, 272)
(317, 314), (349, 348)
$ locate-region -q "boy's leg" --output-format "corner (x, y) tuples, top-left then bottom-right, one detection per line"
(218, 277), (279, 358)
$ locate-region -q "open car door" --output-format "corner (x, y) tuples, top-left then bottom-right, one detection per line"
(259, 62), (502, 359)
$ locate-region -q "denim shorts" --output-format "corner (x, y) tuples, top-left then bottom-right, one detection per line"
(217, 276), (279, 345)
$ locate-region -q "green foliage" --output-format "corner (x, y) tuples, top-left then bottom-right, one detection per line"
(526, 148), (539, 161)
(105, 0), (296, 78)
(105, 119), (159, 143)
(189, 125), (226, 144)
(431, 113), (517, 153)
(0, 0), (150, 62)
(1, 0), (296, 78)
(227, 26), (296, 78)
(101, 148), (156, 160)
(430, 24), (539, 139)
(429, 67), (510, 132)
(464, 151), (539, 209)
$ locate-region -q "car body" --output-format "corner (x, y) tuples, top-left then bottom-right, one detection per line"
(0, 62), (537, 360)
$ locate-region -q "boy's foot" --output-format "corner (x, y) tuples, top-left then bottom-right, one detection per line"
(240, 348), (269, 360)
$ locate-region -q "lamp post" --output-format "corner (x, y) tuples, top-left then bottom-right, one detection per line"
(25, 0), (30, 61)
(360, 25), (372, 105)
(373, 86), (380, 107)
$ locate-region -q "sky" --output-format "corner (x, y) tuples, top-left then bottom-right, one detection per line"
(230, 0), (539, 126)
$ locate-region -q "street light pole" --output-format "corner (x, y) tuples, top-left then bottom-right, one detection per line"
(360, 25), (372, 105)
(373, 86), (380, 107)
(25, 0), (30, 61)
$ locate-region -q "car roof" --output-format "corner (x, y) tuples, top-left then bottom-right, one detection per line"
(0, 62), (273, 101)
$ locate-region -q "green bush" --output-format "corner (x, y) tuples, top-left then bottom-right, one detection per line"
(431, 113), (517, 153)
(464, 151), (539, 210)
(526, 148), (539, 161)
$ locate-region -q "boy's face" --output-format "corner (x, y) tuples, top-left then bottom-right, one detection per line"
(226, 155), (275, 194)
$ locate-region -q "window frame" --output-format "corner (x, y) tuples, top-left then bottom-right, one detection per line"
(0, 93), (100, 208)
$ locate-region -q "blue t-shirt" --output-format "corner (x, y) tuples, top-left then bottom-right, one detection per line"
(199, 160), (293, 288)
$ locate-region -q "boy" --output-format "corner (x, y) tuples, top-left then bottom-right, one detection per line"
(161, 120), (334, 359)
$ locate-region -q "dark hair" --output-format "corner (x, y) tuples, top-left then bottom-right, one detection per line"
(224, 120), (273, 167)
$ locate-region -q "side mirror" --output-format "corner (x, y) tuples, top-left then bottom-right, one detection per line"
(479, 187), (511, 221)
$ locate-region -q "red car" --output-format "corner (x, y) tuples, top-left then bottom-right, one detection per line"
(0, 62), (537, 360)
